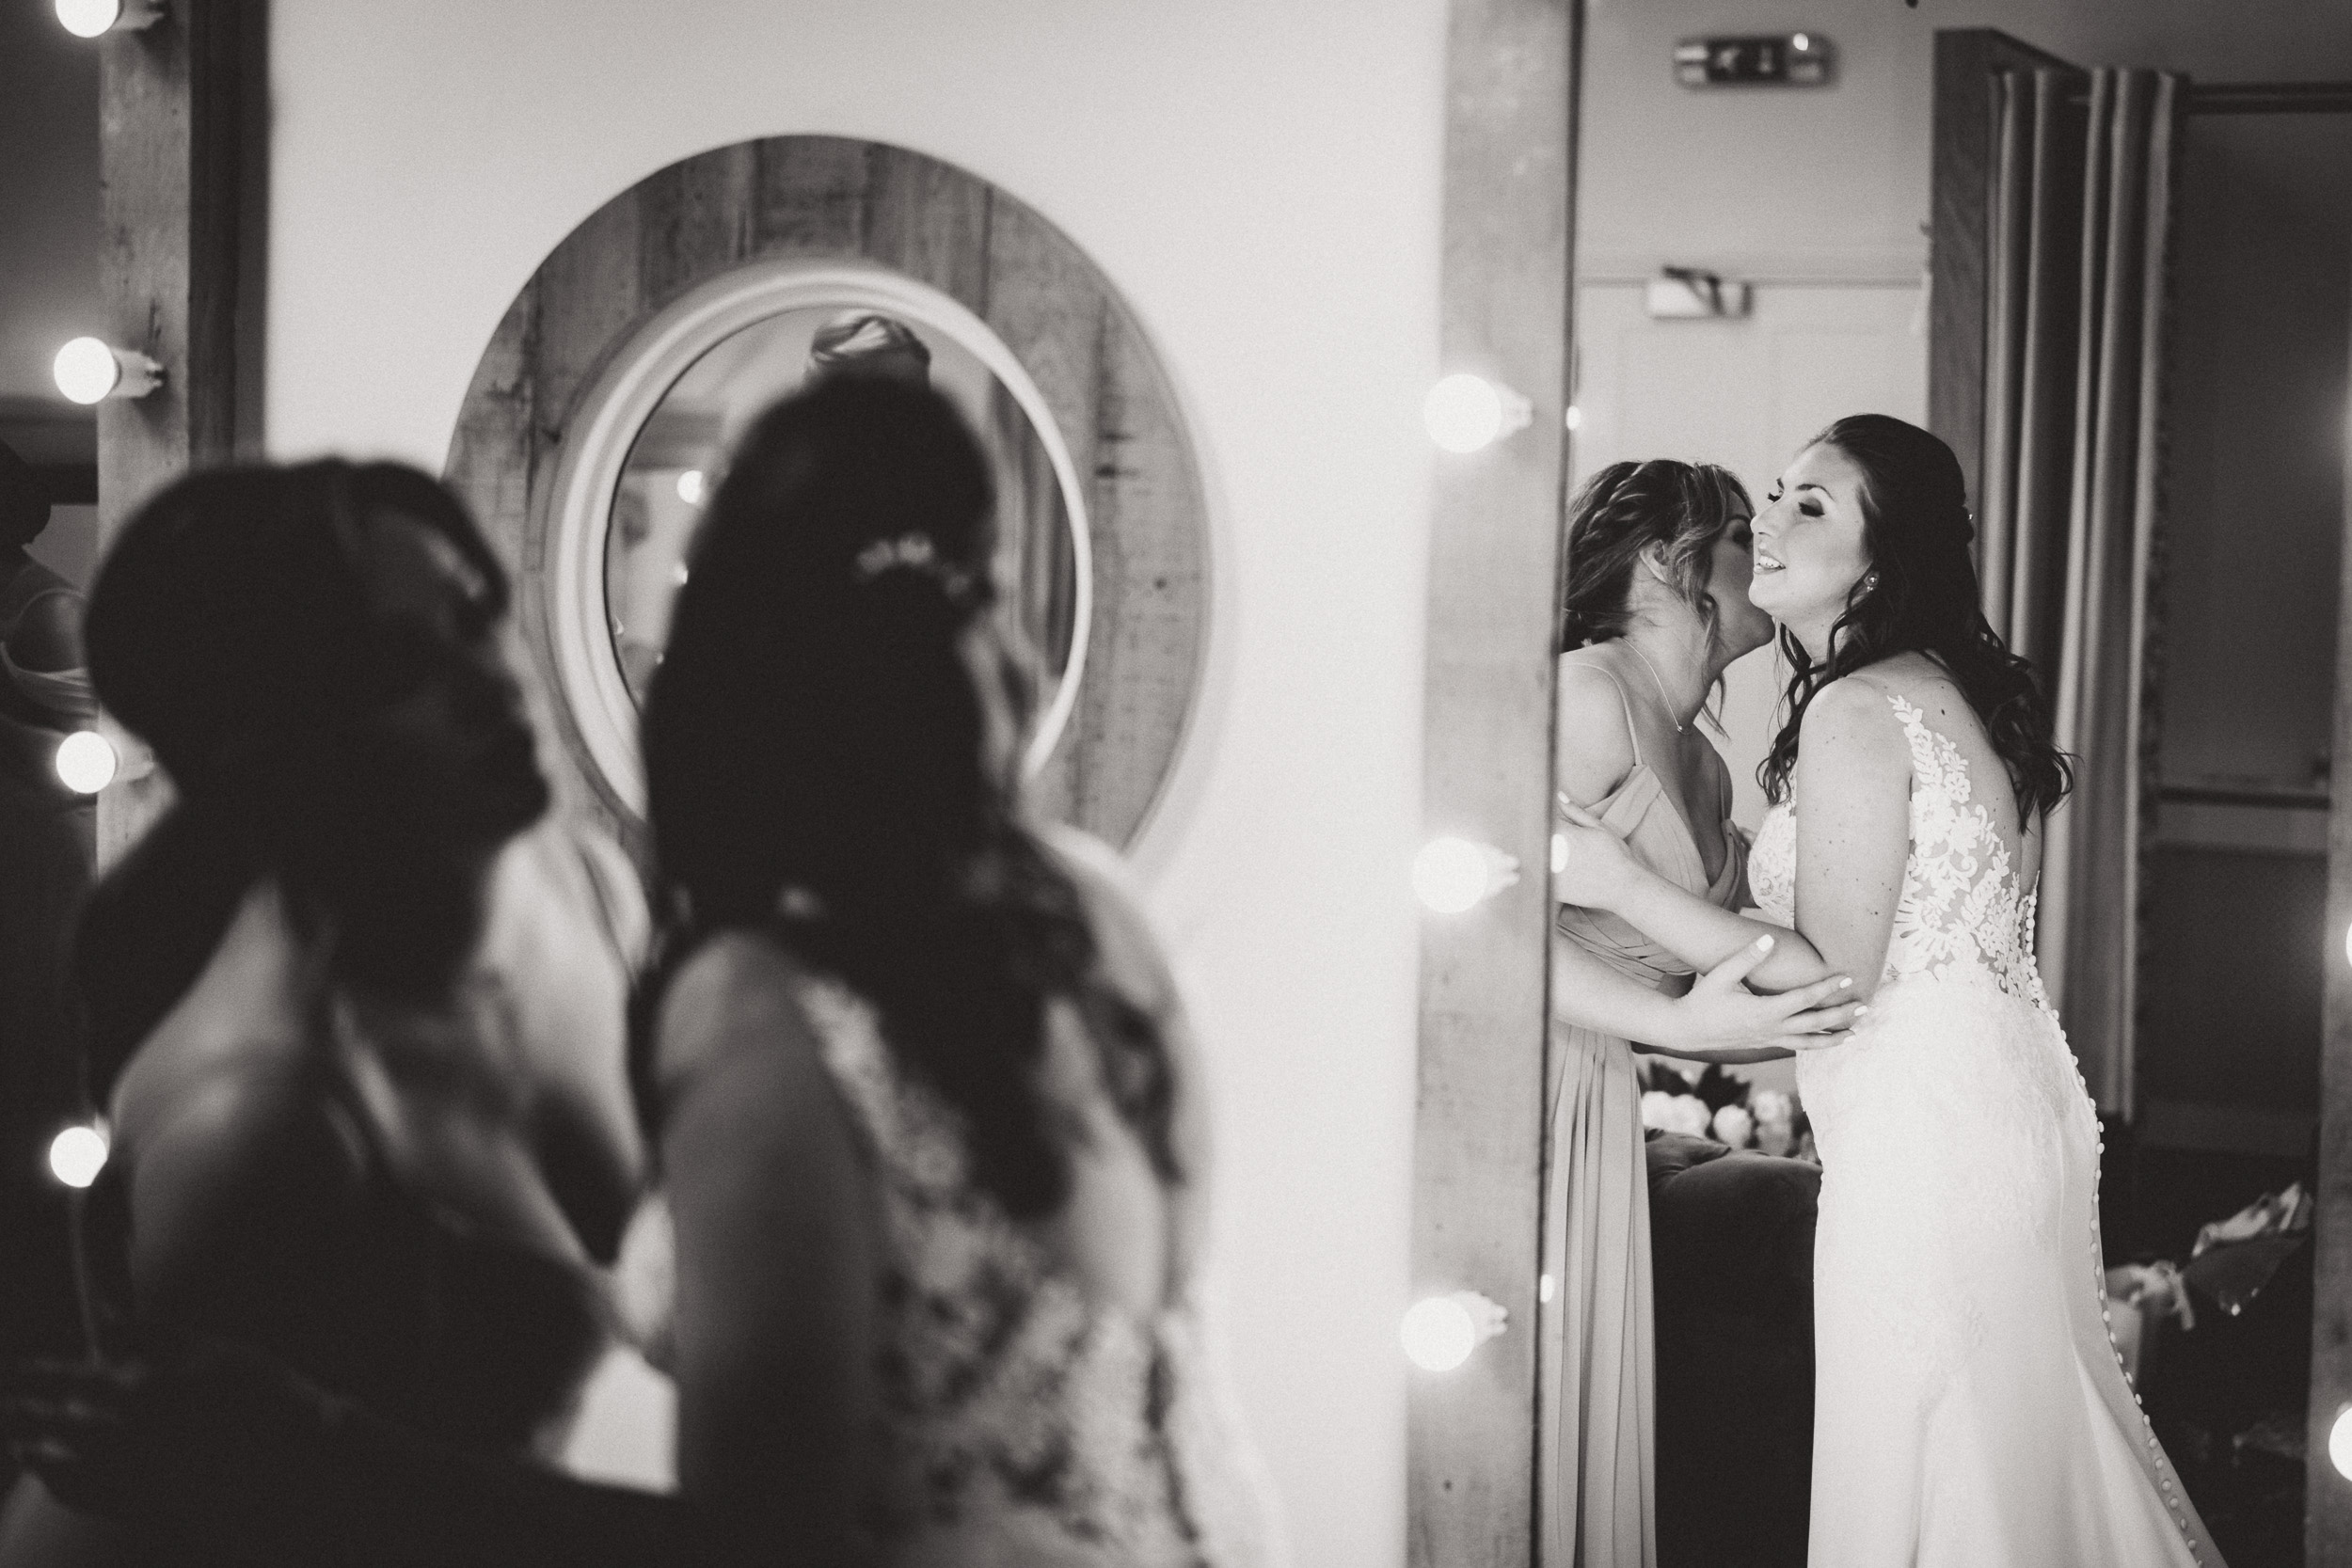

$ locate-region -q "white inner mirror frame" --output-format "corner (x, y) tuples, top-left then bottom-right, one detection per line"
(546, 257), (1095, 816)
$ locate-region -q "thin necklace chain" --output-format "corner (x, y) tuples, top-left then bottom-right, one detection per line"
(1625, 640), (1688, 735)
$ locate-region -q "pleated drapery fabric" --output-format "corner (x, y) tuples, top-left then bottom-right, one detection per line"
(1543, 759), (1747, 1568)
(1978, 66), (2183, 1115)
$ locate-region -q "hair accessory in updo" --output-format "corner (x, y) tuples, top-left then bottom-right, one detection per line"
(852, 530), (977, 604)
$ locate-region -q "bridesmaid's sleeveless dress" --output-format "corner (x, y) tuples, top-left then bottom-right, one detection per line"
(1540, 664), (1747, 1568)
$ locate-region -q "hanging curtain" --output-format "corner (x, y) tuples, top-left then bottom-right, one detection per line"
(1978, 67), (2183, 1115)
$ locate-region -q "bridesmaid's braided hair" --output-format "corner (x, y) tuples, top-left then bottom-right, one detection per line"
(1559, 459), (1755, 652)
(1758, 415), (2073, 820)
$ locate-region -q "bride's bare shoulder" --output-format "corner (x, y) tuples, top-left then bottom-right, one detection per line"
(1835, 654), (1982, 740)
(1795, 670), (1913, 772)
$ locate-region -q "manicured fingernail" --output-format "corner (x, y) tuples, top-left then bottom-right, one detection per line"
(1756, 935), (1775, 951)
(1838, 977), (1853, 989)
(1853, 1005), (1869, 1016)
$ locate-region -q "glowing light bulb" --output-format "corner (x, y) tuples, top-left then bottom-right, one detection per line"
(54, 338), (120, 404)
(55, 0), (121, 37)
(2343, 919), (2352, 971)
(53, 338), (160, 404)
(1564, 404), (1583, 432)
(1539, 1273), (1556, 1303)
(1413, 836), (1518, 913)
(1792, 31), (1812, 52)
(55, 0), (158, 33)
(1400, 1291), (1507, 1371)
(2331, 1405), (2352, 1481)
(675, 469), (706, 505)
(1401, 1297), (1475, 1370)
(54, 730), (117, 794)
(48, 1124), (106, 1189)
(1550, 832), (1568, 875)
(1423, 373), (1533, 453)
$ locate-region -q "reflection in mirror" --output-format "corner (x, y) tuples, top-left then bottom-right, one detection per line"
(0, 448), (97, 1376)
(606, 305), (1081, 727)
(1543, 31), (2343, 1567)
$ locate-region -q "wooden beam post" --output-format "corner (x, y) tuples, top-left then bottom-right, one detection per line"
(2308, 292), (2352, 1567)
(94, 0), (263, 863)
(1409, 2), (1578, 1564)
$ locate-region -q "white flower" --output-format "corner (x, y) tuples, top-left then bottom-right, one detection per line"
(1657, 1094), (1711, 1138)
(1711, 1103), (1755, 1148)
(1639, 1090), (1677, 1132)
(1752, 1090), (1793, 1127)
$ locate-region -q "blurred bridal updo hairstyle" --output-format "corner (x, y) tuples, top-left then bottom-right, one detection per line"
(1757, 413), (2072, 818)
(641, 374), (1174, 1220)
(75, 463), (548, 1100)
(1559, 457), (1753, 651)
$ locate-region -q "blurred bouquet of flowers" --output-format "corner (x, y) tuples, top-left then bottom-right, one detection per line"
(1638, 1060), (1815, 1162)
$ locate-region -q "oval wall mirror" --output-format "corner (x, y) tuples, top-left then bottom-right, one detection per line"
(445, 136), (1209, 856)
(553, 260), (1093, 813)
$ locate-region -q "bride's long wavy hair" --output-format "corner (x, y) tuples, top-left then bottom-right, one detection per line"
(1758, 415), (2072, 819)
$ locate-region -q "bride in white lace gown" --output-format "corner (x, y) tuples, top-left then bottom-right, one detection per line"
(641, 376), (1281, 1566)
(1555, 416), (2220, 1566)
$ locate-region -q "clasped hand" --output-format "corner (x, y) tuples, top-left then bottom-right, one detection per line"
(1666, 932), (1858, 1058)
(1553, 795), (1856, 1057)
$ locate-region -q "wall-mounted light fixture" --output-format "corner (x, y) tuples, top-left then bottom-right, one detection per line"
(1400, 1291), (1508, 1372)
(53, 337), (163, 404)
(55, 0), (164, 38)
(1423, 373), (1533, 454)
(53, 730), (118, 795)
(47, 1123), (107, 1189)
(1413, 835), (1519, 913)
(1645, 267), (1753, 321)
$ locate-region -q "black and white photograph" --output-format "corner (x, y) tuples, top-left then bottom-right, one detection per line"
(0, 1), (2348, 1564)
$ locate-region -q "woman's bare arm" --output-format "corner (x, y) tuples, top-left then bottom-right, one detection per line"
(1785, 679), (1910, 1003)
(1549, 931), (1857, 1060)
(660, 935), (880, 1567)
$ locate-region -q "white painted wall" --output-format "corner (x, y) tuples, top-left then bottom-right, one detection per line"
(267, 4), (1444, 1561)
(1578, 0), (2352, 283)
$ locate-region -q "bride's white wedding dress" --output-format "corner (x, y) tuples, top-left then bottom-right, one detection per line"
(1751, 691), (2222, 1567)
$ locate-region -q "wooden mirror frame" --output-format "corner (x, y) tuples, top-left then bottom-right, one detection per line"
(1408, 2), (1581, 1564)
(443, 135), (1209, 855)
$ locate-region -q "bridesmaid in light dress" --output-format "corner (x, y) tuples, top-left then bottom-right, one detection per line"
(1542, 461), (1859, 1567)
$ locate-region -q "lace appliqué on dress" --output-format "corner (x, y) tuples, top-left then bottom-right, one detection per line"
(798, 977), (1212, 1567)
(1879, 695), (2051, 1008)
(1750, 805), (1796, 927)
